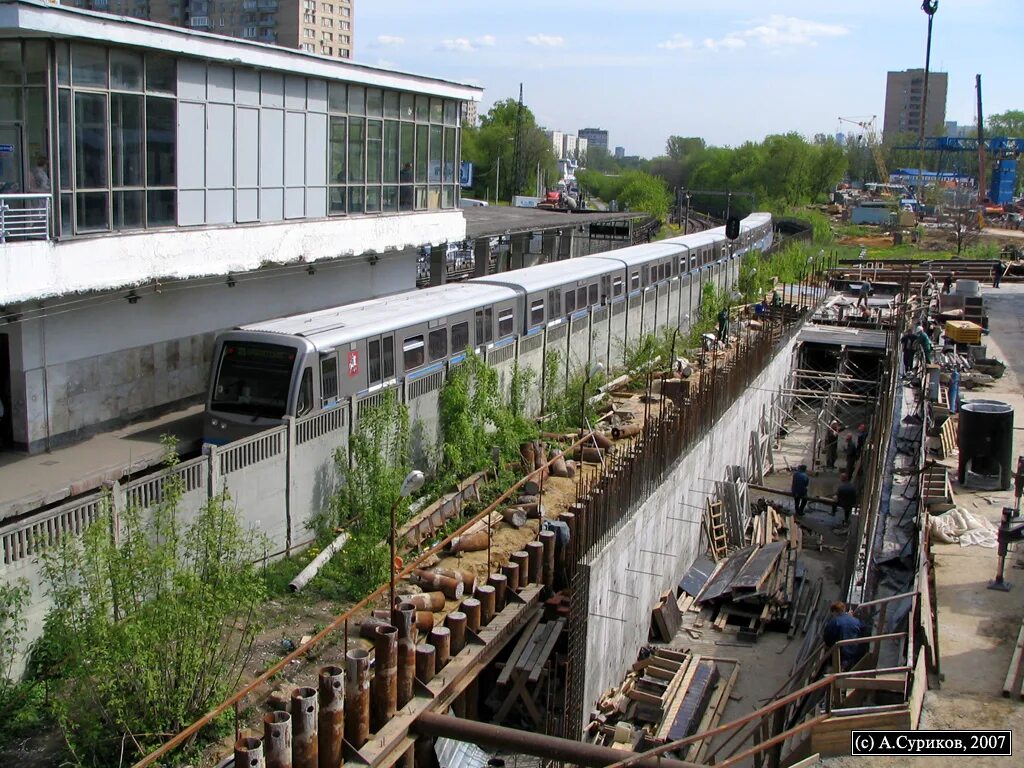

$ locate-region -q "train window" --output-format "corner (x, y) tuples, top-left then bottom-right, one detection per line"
(530, 299), (544, 327)
(296, 368), (313, 416)
(641, 266), (649, 286)
(428, 328), (448, 361)
(576, 287), (586, 309)
(630, 272), (640, 291)
(547, 289), (561, 319)
(382, 336), (395, 380)
(403, 335), (425, 370)
(497, 309), (514, 338)
(565, 289), (576, 315)
(588, 284), (598, 305)
(368, 339), (382, 384)
(475, 307), (493, 344)
(612, 276), (624, 296)
(690, 256), (697, 268)
(320, 355), (338, 404)
(451, 321), (469, 352)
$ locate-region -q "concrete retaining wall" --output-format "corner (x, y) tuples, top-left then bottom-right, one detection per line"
(582, 333), (797, 715)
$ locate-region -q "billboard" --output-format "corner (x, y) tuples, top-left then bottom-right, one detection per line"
(460, 161), (473, 187)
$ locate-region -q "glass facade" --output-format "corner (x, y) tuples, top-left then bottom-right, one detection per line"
(0, 37), (463, 238)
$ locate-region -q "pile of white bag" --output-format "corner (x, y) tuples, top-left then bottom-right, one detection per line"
(928, 506), (998, 548)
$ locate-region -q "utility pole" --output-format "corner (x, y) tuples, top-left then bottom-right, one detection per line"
(511, 83), (526, 200)
(976, 74), (986, 204)
(917, 0), (939, 208)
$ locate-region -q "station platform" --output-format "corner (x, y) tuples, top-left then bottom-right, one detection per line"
(0, 404), (204, 523)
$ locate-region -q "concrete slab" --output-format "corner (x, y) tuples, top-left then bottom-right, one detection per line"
(0, 403), (204, 522)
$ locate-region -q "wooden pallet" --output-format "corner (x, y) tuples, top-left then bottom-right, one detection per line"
(939, 417), (958, 458)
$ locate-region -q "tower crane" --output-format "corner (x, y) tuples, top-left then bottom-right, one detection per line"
(839, 116), (889, 184)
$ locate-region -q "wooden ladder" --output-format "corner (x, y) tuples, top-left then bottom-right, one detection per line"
(706, 499), (728, 561)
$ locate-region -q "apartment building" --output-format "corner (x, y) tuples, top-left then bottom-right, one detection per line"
(882, 68), (947, 144)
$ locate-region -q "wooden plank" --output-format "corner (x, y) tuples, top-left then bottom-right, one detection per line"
(528, 619), (564, 683)
(653, 647), (691, 663)
(699, 546), (756, 603)
(731, 541), (786, 593)
(810, 711), (911, 757)
(836, 673), (908, 692)
(666, 660), (719, 741)
(655, 654), (702, 741)
(626, 688), (664, 706)
(1002, 619), (1024, 698)
(687, 661), (739, 764)
(496, 611), (542, 686)
(517, 621), (554, 675)
(679, 555), (717, 597)
(909, 648), (928, 729)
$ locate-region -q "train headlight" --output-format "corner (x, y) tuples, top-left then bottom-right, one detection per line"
(219, 421), (227, 430)
(211, 418), (221, 428)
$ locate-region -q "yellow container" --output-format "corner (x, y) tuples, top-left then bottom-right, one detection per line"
(945, 320), (982, 345)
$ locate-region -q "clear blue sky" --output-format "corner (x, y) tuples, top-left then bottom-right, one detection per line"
(356, 0), (1020, 158)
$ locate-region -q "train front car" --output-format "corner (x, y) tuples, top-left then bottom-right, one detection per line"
(204, 332), (313, 445)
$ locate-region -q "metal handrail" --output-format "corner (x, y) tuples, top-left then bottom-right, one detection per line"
(0, 193), (51, 243)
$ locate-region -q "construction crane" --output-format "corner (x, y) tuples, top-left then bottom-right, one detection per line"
(839, 116), (889, 184)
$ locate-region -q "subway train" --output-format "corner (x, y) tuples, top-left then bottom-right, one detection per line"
(203, 213), (774, 446)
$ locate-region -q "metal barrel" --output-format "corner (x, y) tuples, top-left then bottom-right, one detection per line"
(476, 584), (496, 626)
(290, 686), (319, 768)
(460, 597), (481, 633)
(415, 644), (436, 683)
(318, 666), (344, 768)
(235, 736), (264, 768)
(370, 624), (398, 731)
(511, 551), (530, 586)
(501, 561), (520, 592)
(445, 611), (467, 656)
(540, 529), (556, 587)
(344, 648), (371, 749)
(487, 573), (507, 613)
(395, 606), (417, 709)
(429, 627), (451, 669)
(526, 540), (544, 584)
(264, 710), (292, 768)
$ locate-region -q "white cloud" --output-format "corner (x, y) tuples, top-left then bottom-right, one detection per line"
(527, 34), (566, 48)
(438, 35), (497, 53)
(375, 34), (405, 47)
(658, 34), (693, 50)
(476, 35), (496, 47)
(702, 15), (847, 53)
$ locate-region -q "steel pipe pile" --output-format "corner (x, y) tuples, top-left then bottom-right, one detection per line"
(344, 649), (370, 748)
(317, 666), (344, 768)
(370, 624), (398, 731)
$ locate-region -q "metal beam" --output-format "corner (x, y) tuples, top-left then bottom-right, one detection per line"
(412, 712), (703, 768)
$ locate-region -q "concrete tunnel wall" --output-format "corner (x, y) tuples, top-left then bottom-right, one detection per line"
(582, 333), (798, 718)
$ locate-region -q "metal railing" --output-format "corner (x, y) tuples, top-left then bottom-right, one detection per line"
(0, 193), (51, 243)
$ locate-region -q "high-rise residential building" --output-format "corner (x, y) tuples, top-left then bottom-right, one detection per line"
(578, 127), (608, 152)
(882, 69), (947, 144)
(576, 136), (587, 161)
(562, 133), (577, 160)
(463, 99), (478, 127)
(63, 0), (355, 60)
(614, 146), (624, 159)
(544, 129), (564, 158)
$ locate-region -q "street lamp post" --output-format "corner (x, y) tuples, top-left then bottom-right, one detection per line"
(390, 470), (425, 618)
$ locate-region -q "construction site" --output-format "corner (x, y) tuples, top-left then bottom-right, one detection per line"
(56, 256), (1008, 768)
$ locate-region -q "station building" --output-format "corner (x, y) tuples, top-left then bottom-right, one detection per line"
(0, 0), (480, 453)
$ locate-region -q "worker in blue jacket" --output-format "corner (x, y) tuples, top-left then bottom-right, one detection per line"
(791, 464), (809, 517)
(824, 601), (868, 671)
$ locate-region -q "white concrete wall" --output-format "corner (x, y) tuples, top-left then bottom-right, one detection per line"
(0, 210), (465, 305)
(582, 333), (798, 717)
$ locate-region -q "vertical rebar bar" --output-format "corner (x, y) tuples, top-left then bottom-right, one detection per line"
(290, 687), (318, 768)
(344, 649), (370, 749)
(264, 711), (292, 768)
(317, 666), (344, 768)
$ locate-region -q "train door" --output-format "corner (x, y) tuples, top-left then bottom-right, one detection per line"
(365, 334), (396, 390)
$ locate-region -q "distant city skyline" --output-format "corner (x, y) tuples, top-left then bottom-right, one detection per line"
(357, 0), (1020, 158)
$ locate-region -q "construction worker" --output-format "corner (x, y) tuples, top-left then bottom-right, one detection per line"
(824, 601), (868, 671)
(921, 272), (936, 299)
(900, 329), (917, 373)
(942, 272), (954, 294)
(914, 324), (933, 365)
(855, 423), (868, 455)
(856, 279), (871, 309)
(717, 306), (729, 342)
(844, 434), (858, 478)
(834, 473), (857, 525)
(791, 464), (810, 517)
(824, 419), (841, 469)
(993, 261), (1005, 288)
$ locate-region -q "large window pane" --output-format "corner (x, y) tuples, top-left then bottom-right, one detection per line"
(75, 92), (108, 189)
(145, 53), (176, 93)
(383, 185), (398, 212)
(415, 95), (428, 121)
(443, 186), (455, 208)
(328, 82), (346, 112)
(383, 120), (399, 183)
(24, 41), (47, 86)
(428, 186), (441, 209)
(0, 88), (19, 121)
(0, 41), (23, 86)
(56, 42), (69, 86)
(76, 191), (109, 232)
(348, 84), (364, 115)
(430, 98), (443, 123)
(366, 120), (382, 183)
(114, 190), (144, 228)
(366, 88), (382, 117)
(383, 91), (400, 119)
(349, 186), (364, 214)
(400, 92), (414, 120)
(329, 116), (346, 183)
(58, 89), (72, 191)
(146, 189), (175, 226)
(365, 186), (380, 213)
(443, 126), (456, 183)
(329, 186), (347, 214)
(415, 124), (428, 183)
(111, 49), (143, 91)
(146, 96), (175, 187)
(428, 125), (442, 183)
(72, 44), (108, 88)
(443, 100), (457, 125)
(112, 93), (144, 187)
(347, 119), (364, 183)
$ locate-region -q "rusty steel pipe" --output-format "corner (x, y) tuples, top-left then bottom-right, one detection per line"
(290, 687), (318, 768)
(317, 666), (344, 768)
(412, 569), (464, 600)
(476, 584), (496, 625)
(395, 607), (417, 710)
(263, 711), (292, 768)
(344, 649), (370, 749)
(540, 530), (556, 587)
(449, 529), (489, 553)
(411, 712), (700, 768)
(460, 597), (481, 633)
(384, 606), (435, 634)
(413, 737), (435, 768)
(415, 643), (435, 683)
(526, 540), (544, 584)
(235, 736), (264, 768)
(511, 551), (530, 586)
(432, 566), (477, 595)
(445, 611), (467, 656)
(501, 561), (520, 592)
(487, 573), (507, 613)
(399, 591), (446, 611)
(429, 627), (451, 669)
(370, 624), (398, 731)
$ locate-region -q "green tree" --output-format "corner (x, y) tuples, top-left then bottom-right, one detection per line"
(988, 110), (1024, 137)
(618, 172), (672, 220)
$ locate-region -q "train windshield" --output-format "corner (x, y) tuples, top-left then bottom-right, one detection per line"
(211, 341), (297, 418)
